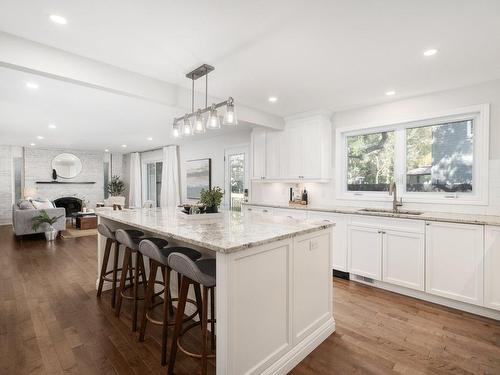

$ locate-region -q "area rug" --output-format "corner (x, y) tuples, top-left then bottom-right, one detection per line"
(61, 227), (97, 239)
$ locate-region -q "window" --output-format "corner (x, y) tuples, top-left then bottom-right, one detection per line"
(336, 104), (489, 204)
(406, 120), (473, 193)
(347, 131), (394, 191)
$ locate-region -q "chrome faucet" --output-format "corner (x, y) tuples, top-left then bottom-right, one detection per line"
(389, 182), (403, 212)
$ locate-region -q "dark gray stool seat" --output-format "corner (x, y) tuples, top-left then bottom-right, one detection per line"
(167, 253), (216, 373)
(96, 224), (144, 308)
(132, 236), (168, 251)
(138, 240), (202, 366)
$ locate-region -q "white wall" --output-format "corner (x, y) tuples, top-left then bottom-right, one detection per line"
(252, 79), (500, 216)
(179, 130), (252, 203)
(0, 146), (23, 224)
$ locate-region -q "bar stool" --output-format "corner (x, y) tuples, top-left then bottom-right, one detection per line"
(96, 224), (144, 308)
(167, 253), (216, 375)
(115, 229), (169, 331)
(138, 240), (203, 366)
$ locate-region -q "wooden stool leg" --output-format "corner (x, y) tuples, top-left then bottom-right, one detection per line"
(168, 276), (190, 375)
(111, 241), (120, 308)
(132, 251), (140, 331)
(194, 284), (203, 324)
(139, 262), (158, 342)
(97, 238), (112, 298)
(161, 266), (171, 366)
(210, 286), (216, 351)
(201, 286), (209, 375)
(116, 247), (131, 317)
(138, 253), (148, 294)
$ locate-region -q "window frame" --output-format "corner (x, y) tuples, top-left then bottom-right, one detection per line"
(335, 104), (490, 205)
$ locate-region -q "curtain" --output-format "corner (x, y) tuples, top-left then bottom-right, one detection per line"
(160, 145), (180, 207)
(128, 152), (142, 208)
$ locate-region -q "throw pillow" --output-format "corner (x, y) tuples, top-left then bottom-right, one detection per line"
(31, 199), (55, 209)
(17, 199), (35, 210)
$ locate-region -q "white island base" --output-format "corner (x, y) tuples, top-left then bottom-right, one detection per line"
(97, 211), (335, 375)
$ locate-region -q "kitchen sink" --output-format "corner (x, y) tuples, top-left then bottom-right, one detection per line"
(358, 208), (424, 215)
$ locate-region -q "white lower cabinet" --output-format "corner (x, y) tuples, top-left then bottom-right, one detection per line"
(382, 229), (425, 291)
(347, 225), (382, 280)
(485, 226), (500, 311)
(425, 221), (484, 306)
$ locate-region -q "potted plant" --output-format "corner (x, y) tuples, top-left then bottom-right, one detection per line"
(106, 175), (126, 207)
(199, 186), (224, 213)
(32, 210), (64, 241)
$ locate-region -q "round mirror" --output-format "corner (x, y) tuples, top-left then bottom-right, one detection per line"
(51, 153), (82, 179)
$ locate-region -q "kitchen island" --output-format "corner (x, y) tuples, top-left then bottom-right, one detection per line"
(96, 208), (335, 375)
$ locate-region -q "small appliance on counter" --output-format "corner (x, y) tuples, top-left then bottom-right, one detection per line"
(289, 187), (308, 206)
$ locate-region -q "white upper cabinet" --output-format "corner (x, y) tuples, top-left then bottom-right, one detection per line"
(250, 112), (332, 181)
(425, 221), (484, 306)
(485, 226), (500, 311)
(251, 129), (266, 179)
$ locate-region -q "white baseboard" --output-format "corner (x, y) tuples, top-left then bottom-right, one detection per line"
(260, 318), (336, 375)
(350, 274), (500, 321)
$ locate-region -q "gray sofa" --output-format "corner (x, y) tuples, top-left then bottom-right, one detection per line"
(12, 203), (66, 237)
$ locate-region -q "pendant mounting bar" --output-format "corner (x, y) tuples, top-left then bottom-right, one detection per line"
(186, 64), (215, 80)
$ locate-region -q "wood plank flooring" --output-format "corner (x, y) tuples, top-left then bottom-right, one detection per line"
(1, 225), (499, 375)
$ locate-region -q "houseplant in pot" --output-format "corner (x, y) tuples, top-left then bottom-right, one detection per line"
(106, 175), (126, 207)
(32, 210), (64, 241)
(199, 186), (224, 213)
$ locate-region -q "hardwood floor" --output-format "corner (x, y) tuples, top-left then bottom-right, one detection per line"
(1, 225), (499, 375)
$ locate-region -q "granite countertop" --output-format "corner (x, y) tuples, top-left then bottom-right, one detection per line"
(96, 208), (333, 253)
(243, 202), (500, 226)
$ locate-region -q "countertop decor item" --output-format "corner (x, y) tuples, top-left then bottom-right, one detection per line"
(199, 186), (223, 213)
(172, 64), (237, 138)
(31, 210), (64, 241)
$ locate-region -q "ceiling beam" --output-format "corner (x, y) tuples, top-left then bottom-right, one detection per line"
(0, 31), (284, 130)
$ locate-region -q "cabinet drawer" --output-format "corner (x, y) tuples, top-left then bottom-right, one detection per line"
(350, 214), (424, 233)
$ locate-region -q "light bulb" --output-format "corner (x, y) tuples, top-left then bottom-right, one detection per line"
(183, 116), (193, 136)
(206, 105), (221, 129)
(194, 111), (205, 134)
(172, 121), (181, 138)
(223, 99), (237, 125)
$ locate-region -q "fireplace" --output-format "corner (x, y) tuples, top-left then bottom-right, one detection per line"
(53, 197), (82, 217)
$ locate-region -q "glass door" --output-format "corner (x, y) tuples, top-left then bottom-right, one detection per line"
(225, 146), (249, 211)
(143, 161), (163, 207)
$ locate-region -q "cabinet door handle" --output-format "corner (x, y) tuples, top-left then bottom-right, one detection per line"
(287, 215), (293, 219)
(262, 209), (268, 213)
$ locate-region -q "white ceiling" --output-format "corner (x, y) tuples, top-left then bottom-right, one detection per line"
(0, 66), (250, 151)
(0, 0), (500, 149)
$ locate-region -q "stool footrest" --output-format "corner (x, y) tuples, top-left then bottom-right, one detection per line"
(145, 297), (199, 326)
(177, 319), (216, 359)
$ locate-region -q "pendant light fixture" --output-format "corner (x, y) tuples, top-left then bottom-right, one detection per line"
(172, 64), (236, 138)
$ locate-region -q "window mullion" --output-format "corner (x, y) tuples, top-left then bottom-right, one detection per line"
(394, 128), (406, 193)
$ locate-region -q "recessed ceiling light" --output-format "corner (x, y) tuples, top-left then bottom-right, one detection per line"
(385, 91), (396, 96)
(26, 82), (39, 90)
(423, 48), (438, 57)
(268, 96), (278, 103)
(104, 149), (109, 152)
(36, 135), (44, 140)
(121, 144), (127, 148)
(50, 14), (67, 25)
(30, 143), (36, 146)
(48, 124), (56, 129)
(147, 137), (153, 141)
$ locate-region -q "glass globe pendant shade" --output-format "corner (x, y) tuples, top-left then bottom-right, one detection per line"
(193, 111), (205, 134)
(223, 99), (237, 126)
(172, 121), (181, 138)
(182, 116), (193, 136)
(206, 105), (221, 129)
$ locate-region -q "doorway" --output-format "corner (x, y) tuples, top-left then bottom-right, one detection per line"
(224, 145), (249, 211)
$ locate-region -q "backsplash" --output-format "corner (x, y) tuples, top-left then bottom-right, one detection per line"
(251, 159), (500, 216)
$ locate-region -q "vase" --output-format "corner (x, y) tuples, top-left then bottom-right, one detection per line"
(45, 225), (58, 241)
(206, 205), (218, 214)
